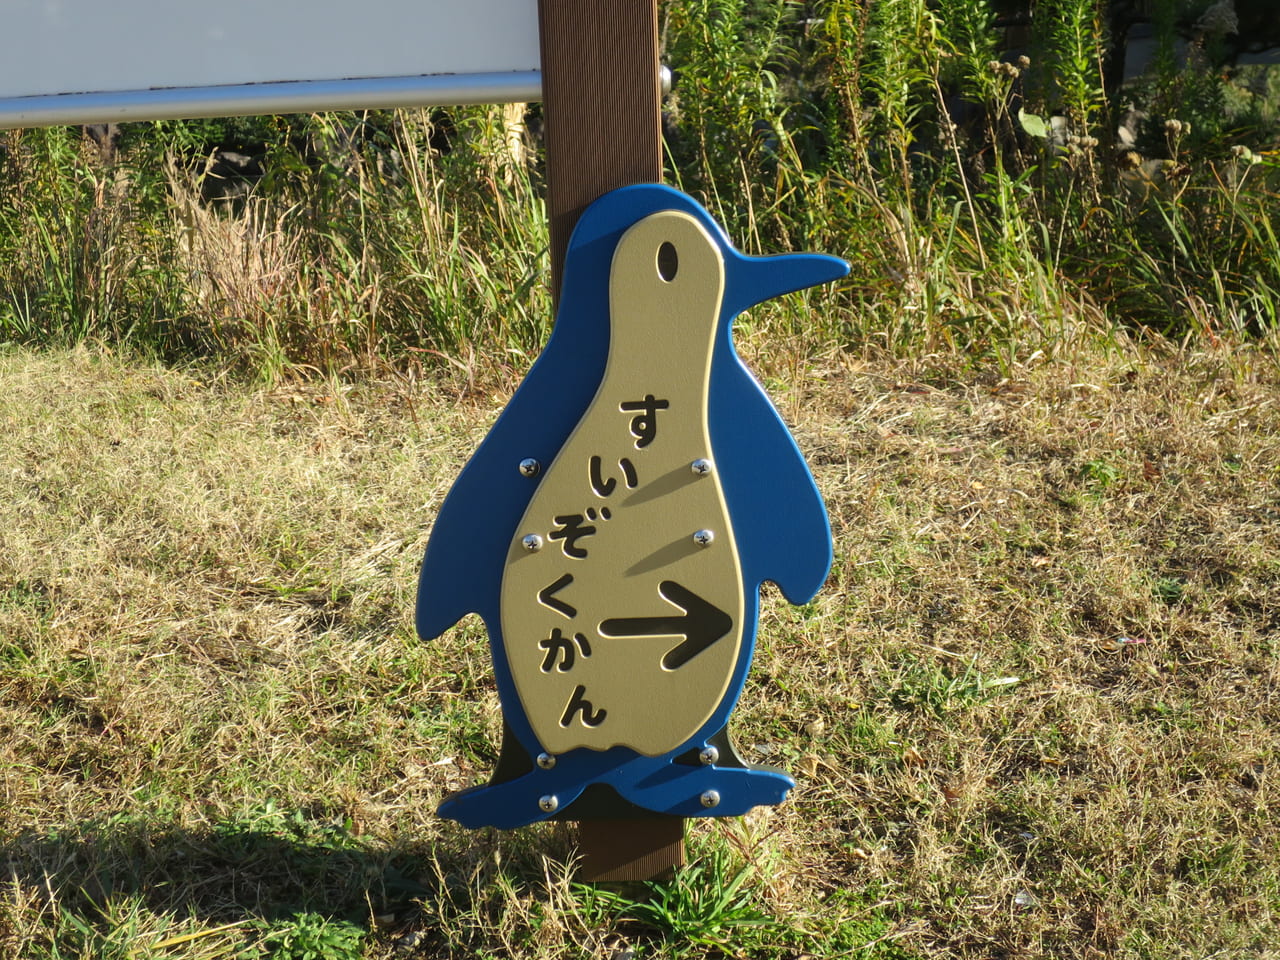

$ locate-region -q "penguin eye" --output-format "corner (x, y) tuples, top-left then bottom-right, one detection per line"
(656, 242), (679, 282)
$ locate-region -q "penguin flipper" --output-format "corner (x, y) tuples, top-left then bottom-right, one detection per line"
(415, 457), (517, 640)
(710, 357), (832, 606)
(416, 352), (601, 640)
(707, 247), (845, 605)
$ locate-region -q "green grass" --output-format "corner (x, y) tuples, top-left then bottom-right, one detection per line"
(1, 338), (1278, 958)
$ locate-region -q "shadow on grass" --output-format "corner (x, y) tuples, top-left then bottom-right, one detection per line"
(0, 807), (558, 955)
(1, 811), (900, 958)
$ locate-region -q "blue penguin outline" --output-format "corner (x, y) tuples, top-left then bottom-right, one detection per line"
(416, 184), (848, 829)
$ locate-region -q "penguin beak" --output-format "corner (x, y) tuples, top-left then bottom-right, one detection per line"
(723, 251), (849, 318)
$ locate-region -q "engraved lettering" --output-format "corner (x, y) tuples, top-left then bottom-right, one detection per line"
(548, 513), (597, 559)
(539, 627), (592, 672)
(537, 573), (577, 619)
(560, 684), (607, 727)
(620, 395), (670, 448)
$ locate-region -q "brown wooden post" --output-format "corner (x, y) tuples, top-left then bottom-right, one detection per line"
(536, 0), (684, 881)
(538, 0), (664, 304)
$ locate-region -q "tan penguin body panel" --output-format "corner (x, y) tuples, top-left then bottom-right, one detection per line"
(500, 211), (744, 757)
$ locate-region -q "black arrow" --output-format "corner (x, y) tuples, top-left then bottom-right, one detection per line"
(598, 580), (733, 670)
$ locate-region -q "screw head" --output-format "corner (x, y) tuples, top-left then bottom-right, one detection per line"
(699, 746), (720, 766)
(700, 790), (721, 809)
(519, 458), (541, 478)
(522, 534), (543, 552)
(691, 458), (713, 477)
(538, 794), (559, 813)
(536, 752), (556, 770)
(693, 529), (714, 548)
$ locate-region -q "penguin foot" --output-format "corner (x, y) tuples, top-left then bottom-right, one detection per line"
(437, 754), (793, 829)
(438, 778), (588, 830)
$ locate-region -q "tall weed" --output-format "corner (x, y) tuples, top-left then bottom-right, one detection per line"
(2, 111), (550, 377)
(0, 128), (178, 346)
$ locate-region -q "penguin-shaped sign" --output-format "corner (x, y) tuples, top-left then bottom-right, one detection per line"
(417, 185), (848, 829)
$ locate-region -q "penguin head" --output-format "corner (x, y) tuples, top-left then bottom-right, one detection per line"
(560, 185), (848, 341)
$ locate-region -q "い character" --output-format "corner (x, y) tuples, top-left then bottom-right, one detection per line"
(415, 184), (848, 829)
(589, 455), (637, 497)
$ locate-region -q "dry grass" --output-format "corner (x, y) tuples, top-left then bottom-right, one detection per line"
(1, 339), (1279, 959)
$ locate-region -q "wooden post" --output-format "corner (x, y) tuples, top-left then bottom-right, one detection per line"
(536, 0), (684, 881)
(537, 0), (664, 304)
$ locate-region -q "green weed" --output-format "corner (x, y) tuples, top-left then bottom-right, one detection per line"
(887, 658), (1020, 718)
(580, 836), (789, 955)
(257, 912), (365, 960)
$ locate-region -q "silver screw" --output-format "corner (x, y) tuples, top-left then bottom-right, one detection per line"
(536, 752), (556, 770)
(693, 529), (714, 548)
(699, 746), (719, 766)
(538, 794), (559, 813)
(519, 458), (541, 477)
(700, 790), (721, 809)
(691, 458), (713, 477)
(522, 534), (543, 552)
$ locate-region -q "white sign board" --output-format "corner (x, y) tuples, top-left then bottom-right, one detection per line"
(0, 0), (540, 129)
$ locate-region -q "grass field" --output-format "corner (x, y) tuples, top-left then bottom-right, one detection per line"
(2, 336), (1277, 959)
